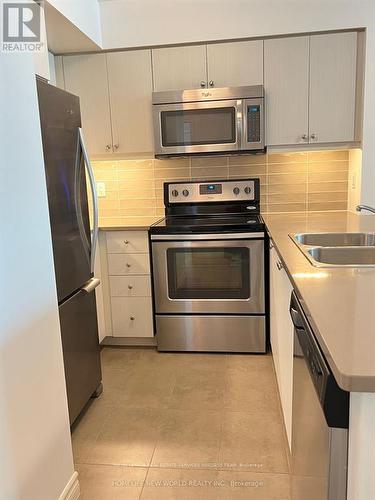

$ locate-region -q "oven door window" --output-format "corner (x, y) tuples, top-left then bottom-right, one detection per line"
(167, 247), (250, 299)
(161, 107), (236, 147)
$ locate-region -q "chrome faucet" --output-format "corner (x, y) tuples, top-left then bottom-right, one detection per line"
(356, 205), (375, 214)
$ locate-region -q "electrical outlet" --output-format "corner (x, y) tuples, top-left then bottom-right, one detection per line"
(97, 182), (106, 198)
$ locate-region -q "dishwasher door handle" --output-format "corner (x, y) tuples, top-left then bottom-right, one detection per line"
(290, 307), (304, 330)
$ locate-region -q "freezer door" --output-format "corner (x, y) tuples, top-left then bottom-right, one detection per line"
(37, 79), (91, 302)
(59, 287), (102, 425)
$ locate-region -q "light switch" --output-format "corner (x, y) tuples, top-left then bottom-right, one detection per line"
(96, 182), (106, 198)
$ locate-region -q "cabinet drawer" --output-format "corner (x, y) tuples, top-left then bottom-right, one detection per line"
(109, 276), (151, 297)
(106, 231), (149, 253)
(107, 253), (150, 275)
(111, 297), (153, 337)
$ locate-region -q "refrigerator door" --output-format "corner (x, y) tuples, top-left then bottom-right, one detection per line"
(37, 79), (92, 302)
(59, 286), (102, 425)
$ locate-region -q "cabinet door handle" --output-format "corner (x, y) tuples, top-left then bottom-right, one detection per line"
(124, 240), (129, 245)
(209, 80), (214, 87)
(301, 134), (308, 140)
(128, 285), (133, 290)
(105, 144), (111, 151)
(126, 263), (131, 268)
(200, 80), (206, 88)
(113, 144), (119, 150)
(276, 260), (283, 271)
(130, 316), (135, 321)
(310, 133), (316, 140)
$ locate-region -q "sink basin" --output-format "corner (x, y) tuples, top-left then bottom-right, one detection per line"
(307, 247), (375, 267)
(293, 232), (375, 247)
(290, 232), (375, 267)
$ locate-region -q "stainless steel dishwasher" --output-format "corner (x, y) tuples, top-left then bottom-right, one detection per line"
(289, 291), (349, 500)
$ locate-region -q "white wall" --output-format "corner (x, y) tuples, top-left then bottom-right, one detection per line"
(33, 2), (50, 80)
(99, 0), (375, 207)
(99, 0), (371, 49)
(47, 0), (102, 47)
(348, 149), (363, 212)
(0, 53), (76, 500)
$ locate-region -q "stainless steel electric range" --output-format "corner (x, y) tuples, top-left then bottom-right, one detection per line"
(149, 178), (266, 353)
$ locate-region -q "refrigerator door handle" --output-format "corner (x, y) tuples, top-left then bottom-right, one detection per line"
(81, 278), (101, 294)
(78, 128), (98, 273)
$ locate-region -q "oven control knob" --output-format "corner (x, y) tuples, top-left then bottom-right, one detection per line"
(182, 189), (189, 197)
(233, 187), (240, 195)
(171, 189), (179, 197)
(244, 186), (252, 194)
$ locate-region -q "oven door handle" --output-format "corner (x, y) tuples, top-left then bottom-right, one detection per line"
(150, 232), (264, 241)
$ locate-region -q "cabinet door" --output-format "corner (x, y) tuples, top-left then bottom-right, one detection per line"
(152, 45), (207, 91)
(111, 297), (153, 337)
(207, 40), (263, 88)
(270, 246), (294, 450)
(63, 54), (113, 156)
(309, 32), (357, 143)
(264, 37), (309, 146)
(54, 55), (65, 89)
(107, 50), (154, 155)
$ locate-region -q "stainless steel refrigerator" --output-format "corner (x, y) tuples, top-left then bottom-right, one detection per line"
(37, 78), (102, 425)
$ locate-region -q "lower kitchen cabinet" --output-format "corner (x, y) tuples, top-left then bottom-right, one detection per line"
(111, 297), (153, 337)
(109, 275), (151, 297)
(107, 253), (150, 276)
(270, 244), (294, 450)
(98, 230), (154, 340)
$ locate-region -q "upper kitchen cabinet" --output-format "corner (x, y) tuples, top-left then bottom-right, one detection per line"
(152, 45), (207, 91)
(53, 55), (65, 89)
(152, 41), (264, 91)
(309, 32), (357, 144)
(63, 54), (113, 156)
(207, 40), (263, 88)
(264, 36), (310, 146)
(265, 32), (358, 146)
(107, 50), (154, 155)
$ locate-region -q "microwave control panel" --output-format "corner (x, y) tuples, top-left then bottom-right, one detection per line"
(167, 180), (257, 203)
(247, 105), (261, 143)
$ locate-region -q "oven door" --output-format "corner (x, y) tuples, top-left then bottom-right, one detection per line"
(151, 234), (264, 314)
(153, 99), (242, 156)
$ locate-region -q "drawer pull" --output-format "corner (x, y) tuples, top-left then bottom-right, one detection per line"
(126, 263), (131, 268)
(276, 260), (283, 271)
(130, 316), (135, 321)
(128, 285), (133, 290)
(124, 240), (129, 245)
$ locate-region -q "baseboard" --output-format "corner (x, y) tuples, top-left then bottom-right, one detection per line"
(101, 336), (157, 347)
(58, 471), (80, 500)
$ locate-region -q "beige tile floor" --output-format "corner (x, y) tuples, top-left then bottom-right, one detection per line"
(72, 348), (291, 499)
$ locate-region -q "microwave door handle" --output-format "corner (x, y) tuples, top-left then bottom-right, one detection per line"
(236, 101), (242, 150)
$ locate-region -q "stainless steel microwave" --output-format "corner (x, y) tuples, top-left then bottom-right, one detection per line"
(152, 85), (265, 157)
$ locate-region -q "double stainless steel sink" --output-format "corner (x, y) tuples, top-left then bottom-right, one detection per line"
(290, 232), (375, 267)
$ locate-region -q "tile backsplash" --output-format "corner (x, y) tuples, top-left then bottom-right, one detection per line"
(92, 150), (349, 225)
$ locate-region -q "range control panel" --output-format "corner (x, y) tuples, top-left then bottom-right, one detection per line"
(167, 180), (257, 204)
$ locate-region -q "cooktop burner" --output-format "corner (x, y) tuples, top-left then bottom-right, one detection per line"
(150, 214), (264, 234)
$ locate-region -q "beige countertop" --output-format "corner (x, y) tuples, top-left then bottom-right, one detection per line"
(263, 210), (375, 393)
(99, 216), (162, 231)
